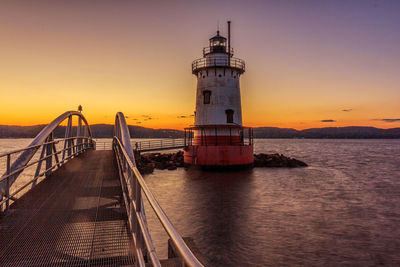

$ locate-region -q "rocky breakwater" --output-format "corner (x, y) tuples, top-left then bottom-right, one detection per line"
(135, 151), (185, 174)
(254, 153), (308, 168)
(135, 150), (307, 175)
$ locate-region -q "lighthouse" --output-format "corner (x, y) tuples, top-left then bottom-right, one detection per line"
(184, 21), (254, 168)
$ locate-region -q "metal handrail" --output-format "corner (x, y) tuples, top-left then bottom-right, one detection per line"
(0, 111), (94, 213)
(0, 140), (59, 158)
(93, 139), (184, 152)
(192, 57), (245, 73)
(0, 137), (87, 158)
(113, 112), (203, 267)
(134, 139), (185, 152)
(93, 141), (113, 151)
(0, 137), (92, 207)
(0, 138), (91, 182)
(113, 138), (203, 267)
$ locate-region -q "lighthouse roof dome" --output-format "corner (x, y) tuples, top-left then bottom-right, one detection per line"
(209, 31), (226, 43)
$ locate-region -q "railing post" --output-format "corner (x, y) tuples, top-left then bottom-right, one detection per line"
(63, 115), (72, 160)
(52, 142), (60, 167)
(135, 177), (145, 253)
(72, 138), (76, 155)
(5, 154), (11, 211)
(184, 130), (186, 147)
(33, 145), (46, 187)
(77, 116), (82, 152)
(45, 135), (53, 177)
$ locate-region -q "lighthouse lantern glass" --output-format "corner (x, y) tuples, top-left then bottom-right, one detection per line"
(212, 40), (225, 47)
(209, 34), (227, 53)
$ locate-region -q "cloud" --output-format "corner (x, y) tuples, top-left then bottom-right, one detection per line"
(342, 109), (353, 112)
(320, 119), (336, 122)
(177, 114), (195, 118)
(126, 117), (138, 120)
(375, 118), (400, 123)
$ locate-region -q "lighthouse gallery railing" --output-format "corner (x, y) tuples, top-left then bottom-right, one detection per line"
(113, 112), (203, 267)
(192, 57), (245, 73)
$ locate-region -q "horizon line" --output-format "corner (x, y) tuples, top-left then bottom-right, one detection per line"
(1, 123), (400, 131)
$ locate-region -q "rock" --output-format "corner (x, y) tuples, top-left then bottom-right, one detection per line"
(167, 165), (177, 170)
(253, 153), (307, 168)
(142, 163), (155, 174)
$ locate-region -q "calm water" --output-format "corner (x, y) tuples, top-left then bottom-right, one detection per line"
(1, 139), (400, 266)
(143, 139), (400, 266)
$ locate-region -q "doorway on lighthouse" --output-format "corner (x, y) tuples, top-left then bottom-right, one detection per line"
(225, 109), (234, 123)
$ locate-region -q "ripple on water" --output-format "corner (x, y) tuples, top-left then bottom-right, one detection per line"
(143, 139), (400, 266)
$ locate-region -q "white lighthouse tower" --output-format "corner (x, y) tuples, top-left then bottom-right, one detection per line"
(184, 21), (254, 168)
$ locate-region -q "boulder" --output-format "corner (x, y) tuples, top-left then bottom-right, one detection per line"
(167, 165), (177, 170)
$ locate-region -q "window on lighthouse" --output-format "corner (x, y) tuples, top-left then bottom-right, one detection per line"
(225, 109), (234, 123)
(203, 90), (211, 104)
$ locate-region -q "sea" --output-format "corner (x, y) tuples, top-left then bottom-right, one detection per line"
(1, 138), (400, 266)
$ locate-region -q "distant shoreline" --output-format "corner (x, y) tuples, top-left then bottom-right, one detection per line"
(1, 137), (400, 140)
(1, 124), (399, 139)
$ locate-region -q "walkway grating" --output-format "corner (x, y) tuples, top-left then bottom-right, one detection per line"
(0, 150), (135, 266)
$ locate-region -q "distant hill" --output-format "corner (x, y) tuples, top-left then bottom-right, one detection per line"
(253, 126), (400, 139)
(1, 125), (399, 139)
(0, 124), (185, 139)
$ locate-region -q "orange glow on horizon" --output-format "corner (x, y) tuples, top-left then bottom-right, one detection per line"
(1, 2), (399, 131)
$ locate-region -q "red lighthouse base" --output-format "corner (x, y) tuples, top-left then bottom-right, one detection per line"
(183, 125), (254, 168)
(184, 144), (254, 168)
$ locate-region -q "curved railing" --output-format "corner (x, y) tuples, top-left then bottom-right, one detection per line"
(0, 111), (94, 212)
(113, 112), (203, 267)
(192, 57), (245, 74)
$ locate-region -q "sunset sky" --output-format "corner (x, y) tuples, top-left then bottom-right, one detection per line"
(1, 0), (399, 129)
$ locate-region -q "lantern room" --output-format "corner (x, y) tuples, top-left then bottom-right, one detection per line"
(208, 31), (227, 54)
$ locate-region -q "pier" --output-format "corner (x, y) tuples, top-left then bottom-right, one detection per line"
(0, 111), (203, 267)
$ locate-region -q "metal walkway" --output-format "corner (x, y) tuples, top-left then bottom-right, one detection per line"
(0, 150), (135, 266)
(0, 110), (203, 267)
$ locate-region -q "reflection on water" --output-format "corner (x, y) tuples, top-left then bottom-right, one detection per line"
(144, 139), (400, 266)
